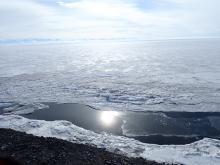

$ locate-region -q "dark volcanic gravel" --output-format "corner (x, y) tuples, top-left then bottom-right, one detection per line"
(0, 128), (168, 165)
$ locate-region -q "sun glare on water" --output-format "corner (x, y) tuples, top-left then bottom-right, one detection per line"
(100, 111), (120, 126)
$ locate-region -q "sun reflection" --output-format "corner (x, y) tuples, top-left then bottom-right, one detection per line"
(100, 111), (119, 126)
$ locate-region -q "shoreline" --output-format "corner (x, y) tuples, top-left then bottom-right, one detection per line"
(0, 128), (166, 165)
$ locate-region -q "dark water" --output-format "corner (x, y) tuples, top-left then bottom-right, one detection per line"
(20, 103), (220, 145)
(24, 103), (123, 135)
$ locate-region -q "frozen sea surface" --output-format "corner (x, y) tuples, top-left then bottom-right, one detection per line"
(0, 39), (220, 164)
(0, 39), (220, 112)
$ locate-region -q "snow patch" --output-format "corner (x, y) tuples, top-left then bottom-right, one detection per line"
(0, 115), (220, 165)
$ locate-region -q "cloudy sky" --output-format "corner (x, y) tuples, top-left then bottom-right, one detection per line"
(0, 0), (220, 40)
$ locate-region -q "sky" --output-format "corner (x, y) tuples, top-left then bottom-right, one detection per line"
(0, 0), (220, 40)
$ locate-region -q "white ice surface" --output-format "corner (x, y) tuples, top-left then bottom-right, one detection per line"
(2, 103), (48, 115)
(0, 40), (220, 112)
(0, 114), (220, 165)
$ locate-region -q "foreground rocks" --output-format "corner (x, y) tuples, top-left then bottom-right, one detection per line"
(0, 128), (168, 165)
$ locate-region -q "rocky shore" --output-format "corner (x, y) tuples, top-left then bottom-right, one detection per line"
(0, 128), (168, 165)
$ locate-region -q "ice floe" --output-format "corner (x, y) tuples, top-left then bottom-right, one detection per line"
(2, 103), (48, 115)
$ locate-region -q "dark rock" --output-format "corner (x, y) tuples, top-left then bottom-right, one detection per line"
(0, 128), (173, 165)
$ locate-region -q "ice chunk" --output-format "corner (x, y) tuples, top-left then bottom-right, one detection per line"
(3, 103), (48, 115)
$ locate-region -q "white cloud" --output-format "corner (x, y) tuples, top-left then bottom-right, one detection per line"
(0, 0), (57, 39)
(0, 0), (220, 40)
(55, 0), (220, 39)
(57, 0), (146, 22)
(56, 0), (176, 38)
